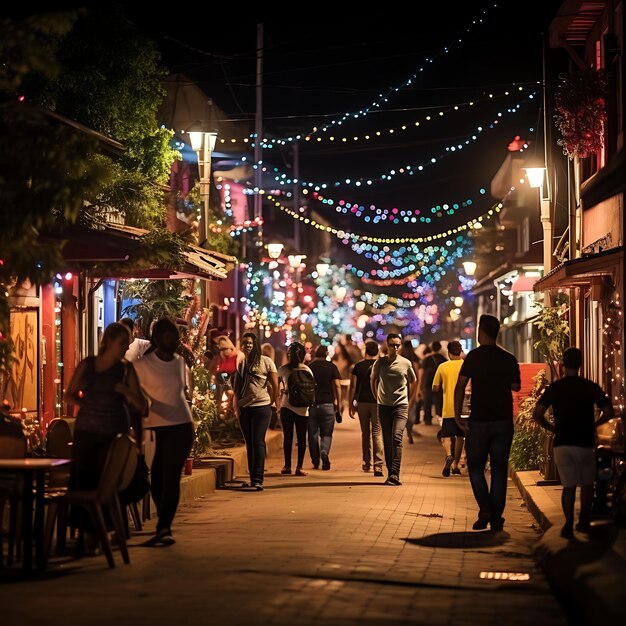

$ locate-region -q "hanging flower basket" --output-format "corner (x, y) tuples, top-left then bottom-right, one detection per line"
(554, 69), (607, 159)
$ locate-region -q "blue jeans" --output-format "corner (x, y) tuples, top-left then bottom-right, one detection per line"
(466, 420), (514, 522)
(308, 403), (335, 467)
(378, 404), (409, 478)
(239, 405), (272, 484)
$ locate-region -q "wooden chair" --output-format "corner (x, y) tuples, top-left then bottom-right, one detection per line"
(43, 418), (76, 551)
(44, 434), (134, 568)
(0, 418), (27, 567)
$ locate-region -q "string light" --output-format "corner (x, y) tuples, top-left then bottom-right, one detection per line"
(266, 94), (536, 190)
(309, 190), (484, 224)
(265, 193), (507, 244)
(249, 85), (533, 148)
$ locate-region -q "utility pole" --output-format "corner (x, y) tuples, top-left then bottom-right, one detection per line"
(293, 142), (301, 251)
(254, 23), (264, 252)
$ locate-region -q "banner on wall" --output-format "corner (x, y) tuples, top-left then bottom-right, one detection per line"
(6, 308), (39, 417)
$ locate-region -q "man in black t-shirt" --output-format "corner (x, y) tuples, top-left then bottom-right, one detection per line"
(454, 314), (521, 531)
(308, 345), (342, 470)
(533, 347), (613, 538)
(349, 341), (384, 476)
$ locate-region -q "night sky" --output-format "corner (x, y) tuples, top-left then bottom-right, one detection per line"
(7, 1), (567, 262)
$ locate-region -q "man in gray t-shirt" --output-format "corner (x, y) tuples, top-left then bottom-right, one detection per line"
(371, 333), (417, 485)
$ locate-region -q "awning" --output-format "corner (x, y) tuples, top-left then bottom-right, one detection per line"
(533, 247), (623, 291)
(511, 274), (538, 292)
(59, 222), (236, 281)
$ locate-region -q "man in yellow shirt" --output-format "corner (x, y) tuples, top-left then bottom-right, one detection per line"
(432, 341), (465, 477)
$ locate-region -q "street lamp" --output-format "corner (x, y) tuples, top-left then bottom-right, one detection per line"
(266, 242), (284, 259)
(187, 124), (218, 248)
(287, 254), (306, 269)
(524, 167), (545, 189)
(524, 165), (553, 274)
(462, 261), (477, 276)
(316, 262), (330, 277)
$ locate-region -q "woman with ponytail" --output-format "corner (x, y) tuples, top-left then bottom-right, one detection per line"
(277, 342), (314, 476)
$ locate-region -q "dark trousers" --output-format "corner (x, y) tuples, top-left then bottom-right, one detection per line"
(422, 387), (442, 424)
(151, 422), (194, 532)
(466, 420), (514, 522)
(307, 403), (335, 467)
(70, 430), (118, 531)
(239, 405), (272, 484)
(378, 404), (409, 478)
(281, 408), (308, 469)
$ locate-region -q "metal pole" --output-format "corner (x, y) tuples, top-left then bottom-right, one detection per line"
(293, 142), (300, 251)
(254, 23), (264, 248)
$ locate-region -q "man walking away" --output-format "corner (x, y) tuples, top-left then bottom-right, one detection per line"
(371, 333), (417, 485)
(533, 347), (613, 538)
(349, 341), (384, 476)
(420, 342), (447, 425)
(454, 315), (520, 531)
(308, 345), (342, 470)
(432, 340), (465, 476)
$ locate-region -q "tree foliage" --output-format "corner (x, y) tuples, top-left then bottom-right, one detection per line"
(533, 293), (570, 380)
(0, 12), (109, 375)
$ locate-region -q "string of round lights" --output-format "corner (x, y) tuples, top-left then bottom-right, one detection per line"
(265, 193), (508, 244)
(241, 85), (533, 148)
(309, 189), (484, 225)
(267, 94), (535, 190)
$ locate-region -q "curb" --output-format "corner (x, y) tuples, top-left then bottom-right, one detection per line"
(511, 466), (626, 625)
(179, 429), (284, 504)
(509, 468), (563, 530)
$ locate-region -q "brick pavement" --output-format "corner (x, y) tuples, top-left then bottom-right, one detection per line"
(0, 418), (567, 626)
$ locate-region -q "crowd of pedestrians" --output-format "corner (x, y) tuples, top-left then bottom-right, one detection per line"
(63, 310), (614, 555)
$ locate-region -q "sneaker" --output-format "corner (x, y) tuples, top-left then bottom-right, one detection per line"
(451, 467), (461, 475)
(362, 463), (371, 472)
(295, 467), (307, 476)
(374, 470), (384, 477)
(251, 482), (264, 491)
(281, 466), (292, 475)
(560, 523), (574, 538)
(442, 455), (454, 477)
(386, 474), (402, 486)
(472, 517), (490, 531)
(144, 528), (175, 547)
(321, 452), (331, 471)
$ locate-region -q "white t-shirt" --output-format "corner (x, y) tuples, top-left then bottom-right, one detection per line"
(124, 338), (151, 363)
(134, 352), (193, 428)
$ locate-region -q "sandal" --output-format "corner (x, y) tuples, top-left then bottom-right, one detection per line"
(280, 466), (292, 475)
(295, 467), (307, 476)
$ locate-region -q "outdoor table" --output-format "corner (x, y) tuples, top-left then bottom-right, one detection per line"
(0, 458), (72, 572)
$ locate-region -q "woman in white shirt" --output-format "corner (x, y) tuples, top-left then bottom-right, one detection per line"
(233, 333), (279, 490)
(134, 318), (194, 546)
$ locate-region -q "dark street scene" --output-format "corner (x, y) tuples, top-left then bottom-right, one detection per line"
(0, 2), (624, 625)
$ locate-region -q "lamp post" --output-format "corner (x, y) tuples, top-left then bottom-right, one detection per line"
(188, 125), (217, 310)
(524, 166), (553, 274)
(188, 126), (218, 248)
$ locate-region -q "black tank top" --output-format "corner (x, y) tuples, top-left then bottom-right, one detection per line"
(75, 357), (129, 435)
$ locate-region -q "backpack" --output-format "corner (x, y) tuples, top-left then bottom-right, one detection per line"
(287, 367), (316, 407)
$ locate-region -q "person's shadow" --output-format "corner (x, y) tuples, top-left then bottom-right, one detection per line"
(403, 530), (510, 549)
